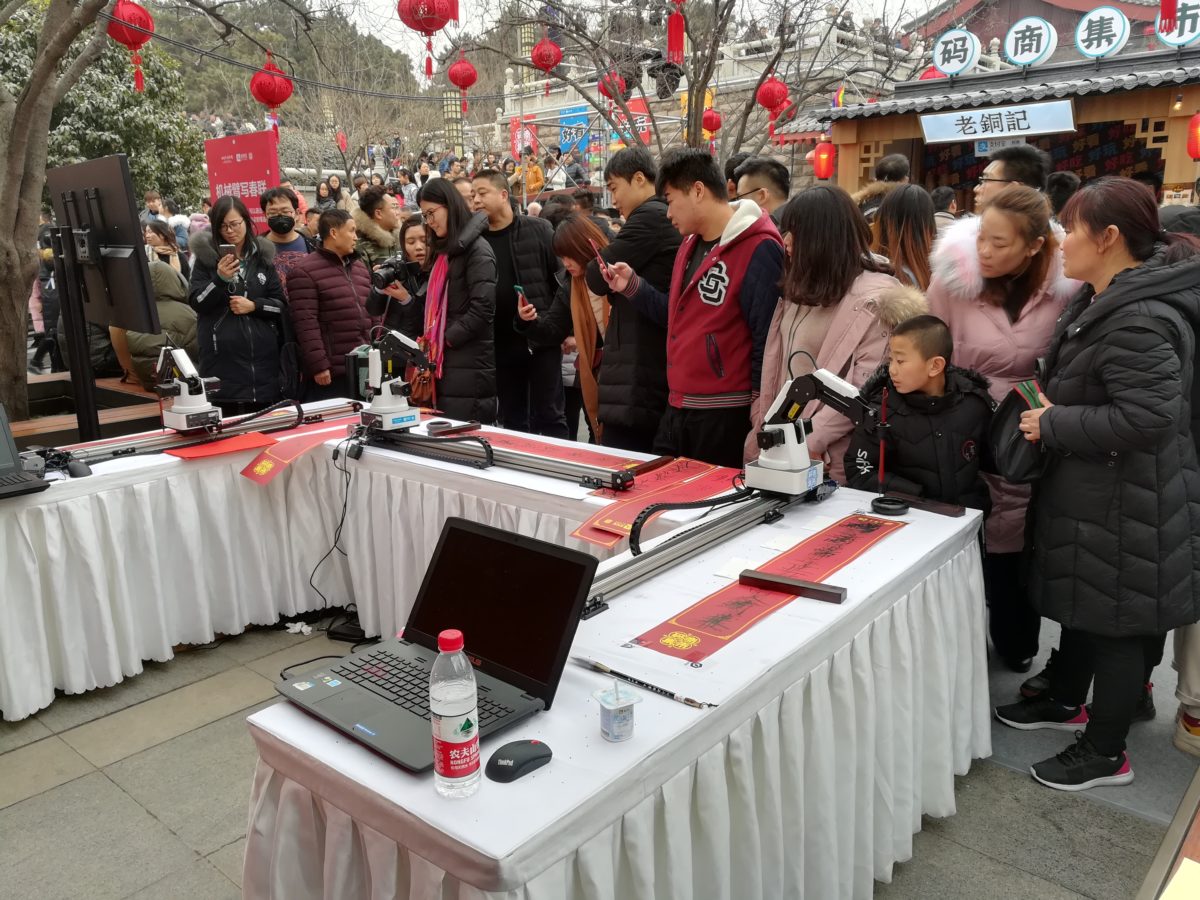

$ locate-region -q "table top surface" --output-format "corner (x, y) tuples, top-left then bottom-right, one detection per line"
(249, 489), (982, 866)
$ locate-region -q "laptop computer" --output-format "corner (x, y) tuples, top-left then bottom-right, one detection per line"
(277, 517), (599, 772)
(0, 404), (49, 500)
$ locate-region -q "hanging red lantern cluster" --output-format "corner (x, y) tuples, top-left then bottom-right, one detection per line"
(667, 0), (686, 66)
(447, 50), (477, 115)
(250, 52), (294, 138)
(397, 0), (452, 78)
(756, 73), (790, 138)
(1161, 0), (1178, 34)
(531, 31), (563, 97)
(1187, 111), (1200, 161)
(702, 107), (722, 134)
(107, 0), (155, 93)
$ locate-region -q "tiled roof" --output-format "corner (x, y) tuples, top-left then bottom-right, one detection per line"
(777, 48), (1200, 132)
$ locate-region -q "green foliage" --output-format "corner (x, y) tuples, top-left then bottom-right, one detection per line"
(0, 4), (207, 206)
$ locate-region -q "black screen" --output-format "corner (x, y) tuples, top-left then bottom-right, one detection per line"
(406, 520), (596, 705)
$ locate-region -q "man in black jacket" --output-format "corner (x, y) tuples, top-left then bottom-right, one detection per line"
(584, 147), (681, 452)
(471, 170), (568, 438)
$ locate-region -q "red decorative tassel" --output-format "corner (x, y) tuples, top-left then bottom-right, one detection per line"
(1161, 0), (1178, 33)
(544, 79), (550, 97)
(667, 1), (686, 66)
(461, 91), (467, 115)
(132, 52), (144, 92)
(425, 38), (433, 78)
(448, 0), (459, 21)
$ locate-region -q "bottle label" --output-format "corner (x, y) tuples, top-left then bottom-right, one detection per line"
(432, 708), (480, 778)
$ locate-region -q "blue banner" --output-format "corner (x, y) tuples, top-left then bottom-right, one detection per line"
(559, 105), (590, 154)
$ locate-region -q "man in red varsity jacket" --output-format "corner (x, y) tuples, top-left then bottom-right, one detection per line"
(601, 148), (784, 467)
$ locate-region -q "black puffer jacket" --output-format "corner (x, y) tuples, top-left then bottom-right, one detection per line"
(492, 214), (562, 349)
(1029, 248), (1200, 637)
(188, 233), (286, 405)
(584, 196), (680, 435)
(431, 212), (498, 423)
(844, 364), (994, 511)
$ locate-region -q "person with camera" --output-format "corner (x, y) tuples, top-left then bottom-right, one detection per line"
(367, 214), (428, 333)
(188, 196), (287, 414)
(285, 209), (377, 402)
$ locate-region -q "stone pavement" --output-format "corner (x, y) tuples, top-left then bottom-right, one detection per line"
(0, 622), (1181, 899)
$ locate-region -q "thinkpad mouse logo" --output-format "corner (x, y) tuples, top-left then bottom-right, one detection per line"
(698, 262), (729, 306)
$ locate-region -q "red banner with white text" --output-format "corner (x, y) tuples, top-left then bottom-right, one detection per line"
(205, 130), (280, 234)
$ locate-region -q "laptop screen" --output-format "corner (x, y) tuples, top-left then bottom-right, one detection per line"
(404, 518), (598, 709)
(0, 405), (20, 474)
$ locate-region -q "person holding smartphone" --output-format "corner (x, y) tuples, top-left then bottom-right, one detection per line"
(187, 196), (288, 414)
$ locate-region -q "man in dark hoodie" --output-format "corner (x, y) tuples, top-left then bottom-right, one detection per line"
(585, 147), (682, 452)
(600, 148), (784, 468)
(845, 315), (994, 510)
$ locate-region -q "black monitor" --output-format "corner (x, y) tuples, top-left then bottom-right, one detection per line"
(46, 154), (159, 334)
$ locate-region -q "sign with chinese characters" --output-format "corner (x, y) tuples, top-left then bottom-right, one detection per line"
(932, 28), (982, 77)
(975, 137), (1028, 157)
(1074, 6), (1131, 58)
(920, 99), (1075, 145)
(558, 105), (590, 154)
(1004, 17), (1058, 67)
(204, 131), (279, 233)
(509, 114), (537, 159)
(1156, 5), (1200, 48)
(609, 97), (653, 149)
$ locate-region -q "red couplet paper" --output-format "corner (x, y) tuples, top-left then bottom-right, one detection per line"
(479, 430), (644, 470)
(241, 416), (358, 485)
(571, 463), (739, 548)
(633, 514), (906, 663)
(165, 432), (276, 459)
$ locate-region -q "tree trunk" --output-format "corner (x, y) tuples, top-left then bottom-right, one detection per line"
(0, 254), (35, 420)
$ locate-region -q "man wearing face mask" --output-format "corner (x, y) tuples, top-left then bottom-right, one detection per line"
(260, 186), (314, 293)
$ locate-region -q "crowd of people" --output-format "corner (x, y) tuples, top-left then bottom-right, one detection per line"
(26, 138), (1200, 794)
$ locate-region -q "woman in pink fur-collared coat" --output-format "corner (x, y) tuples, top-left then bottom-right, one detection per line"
(927, 185), (1079, 672)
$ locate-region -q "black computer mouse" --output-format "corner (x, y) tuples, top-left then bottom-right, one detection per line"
(485, 739), (552, 783)
(66, 459), (92, 478)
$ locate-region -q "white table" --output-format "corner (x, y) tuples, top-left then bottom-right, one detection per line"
(0, 415), (668, 722)
(243, 491), (991, 900)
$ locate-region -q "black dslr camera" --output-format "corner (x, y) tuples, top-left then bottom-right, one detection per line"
(371, 255), (423, 289)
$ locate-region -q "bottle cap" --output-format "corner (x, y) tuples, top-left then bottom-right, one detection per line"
(437, 629), (464, 652)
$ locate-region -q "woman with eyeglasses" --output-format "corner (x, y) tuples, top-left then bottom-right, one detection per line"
(188, 196), (288, 413)
(413, 178), (497, 423)
(927, 184), (1079, 678)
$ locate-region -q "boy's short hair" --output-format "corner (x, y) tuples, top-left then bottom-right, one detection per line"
(893, 315), (953, 363)
(604, 146), (657, 184)
(656, 147), (726, 199)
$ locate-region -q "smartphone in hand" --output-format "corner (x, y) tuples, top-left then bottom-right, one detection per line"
(588, 238), (610, 279)
(218, 243), (237, 258)
(514, 284), (529, 308)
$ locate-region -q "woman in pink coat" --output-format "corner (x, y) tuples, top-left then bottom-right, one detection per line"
(927, 185), (1079, 672)
(748, 185), (923, 482)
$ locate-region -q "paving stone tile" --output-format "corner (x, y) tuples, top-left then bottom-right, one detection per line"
(59, 668), (275, 768)
(124, 857), (240, 900)
(206, 838), (246, 889)
(0, 735), (93, 810)
(0, 715), (52, 754)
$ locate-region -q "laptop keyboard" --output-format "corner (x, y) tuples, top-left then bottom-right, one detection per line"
(330, 648), (517, 726)
(0, 472), (34, 486)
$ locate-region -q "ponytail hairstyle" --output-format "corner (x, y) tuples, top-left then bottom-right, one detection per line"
(1060, 175), (1200, 265)
(980, 184), (1056, 321)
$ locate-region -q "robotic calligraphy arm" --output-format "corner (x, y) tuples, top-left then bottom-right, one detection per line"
(746, 369), (879, 496)
(361, 329), (429, 432)
(154, 342), (222, 432)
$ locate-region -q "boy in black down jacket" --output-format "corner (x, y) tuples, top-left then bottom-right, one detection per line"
(844, 315), (994, 511)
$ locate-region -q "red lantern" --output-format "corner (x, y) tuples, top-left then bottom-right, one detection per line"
(756, 74), (790, 137)
(397, 0), (452, 78)
(918, 64), (947, 81)
(813, 141), (836, 180)
(667, 0), (686, 65)
(250, 52), (294, 138)
(337, 131), (348, 154)
(598, 70), (627, 105)
(531, 32), (563, 98)
(107, 0), (154, 93)
(702, 108), (722, 134)
(447, 51), (477, 115)
(1188, 111), (1200, 161)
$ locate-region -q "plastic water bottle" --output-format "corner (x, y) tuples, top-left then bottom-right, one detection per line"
(430, 629), (481, 798)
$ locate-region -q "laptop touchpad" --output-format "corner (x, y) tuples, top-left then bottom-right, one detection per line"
(314, 691), (391, 724)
